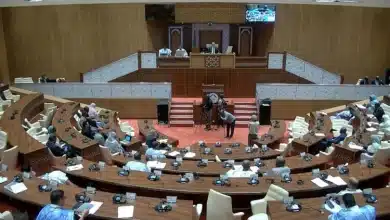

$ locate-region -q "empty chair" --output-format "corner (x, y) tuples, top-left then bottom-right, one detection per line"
(47, 147), (66, 167)
(374, 143), (390, 166)
(24, 118), (40, 129)
(192, 204), (203, 220)
(0, 97), (11, 107)
(1, 146), (19, 169)
(27, 127), (48, 137)
(320, 146), (335, 160)
(99, 145), (120, 165)
(207, 189), (244, 220)
(3, 89), (20, 102)
(35, 133), (49, 144)
(331, 119), (349, 137)
(0, 211), (14, 220)
(0, 130), (7, 149)
(44, 103), (56, 114)
(276, 143), (287, 152)
(39, 109), (56, 128)
(249, 184), (289, 220)
(360, 153), (374, 163)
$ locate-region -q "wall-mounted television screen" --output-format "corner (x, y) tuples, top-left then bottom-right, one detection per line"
(246, 4), (276, 23)
(145, 4), (175, 22)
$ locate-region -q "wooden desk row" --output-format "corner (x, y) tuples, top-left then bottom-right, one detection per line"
(55, 160), (390, 209)
(137, 119), (179, 148)
(254, 120), (287, 147)
(0, 170), (193, 220)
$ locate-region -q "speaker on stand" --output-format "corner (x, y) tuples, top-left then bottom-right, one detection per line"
(157, 104), (169, 125)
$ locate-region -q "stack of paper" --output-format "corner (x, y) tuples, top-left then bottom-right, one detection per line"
(348, 143), (363, 150)
(66, 164), (84, 171)
(326, 176), (347, 186)
(367, 122), (379, 127)
(146, 161), (166, 169)
(315, 133), (325, 137)
(168, 151), (180, 157)
(366, 127), (377, 132)
(4, 182), (27, 194)
(118, 206), (134, 218)
(0, 176), (8, 184)
(311, 178), (329, 188)
(89, 201), (103, 214)
(184, 152), (196, 158)
(250, 166), (260, 173)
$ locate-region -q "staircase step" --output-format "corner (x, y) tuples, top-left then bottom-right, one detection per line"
(235, 104), (257, 110)
(171, 101), (194, 105)
(235, 121), (249, 128)
(235, 115), (252, 121)
(170, 115), (193, 120)
(234, 101), (256, 105)
(170, 120), (194, 127)
(170, 109), (193, 115)
(171, 104), (193, 110)
(234, 110), (257, 115)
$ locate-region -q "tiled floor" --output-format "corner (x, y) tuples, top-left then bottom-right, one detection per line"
(123, 119), (291, 147)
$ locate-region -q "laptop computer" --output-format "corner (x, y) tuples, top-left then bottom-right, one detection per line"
(120, 135), (132, 145)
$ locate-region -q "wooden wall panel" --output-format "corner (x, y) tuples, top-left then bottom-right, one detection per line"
(270, 100), (357, 120)
(0, 10), (9, 83)
(2, 4), (151, 82)
(270, 4), (390, 83)
(175, 3), (245, 24)
(69, 98), (158, 119)
(112, 68), (312, 97)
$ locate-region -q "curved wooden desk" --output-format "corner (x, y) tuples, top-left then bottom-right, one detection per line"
(166, 143), (280, 161)
(0, 93), (50, 172)
(254, 120), (286, 147)
(112, 154), (329, 176)
(55, 160), (390, 209)
(52, 102), (100, 161)
(268, 187), (390, 220)
(0, 170), (193, 220)
(137, 119), (179, 147)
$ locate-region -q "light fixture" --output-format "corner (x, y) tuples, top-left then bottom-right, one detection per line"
(25, 0), (43, 2)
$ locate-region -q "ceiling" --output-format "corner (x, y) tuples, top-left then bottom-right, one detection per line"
(1, 0), (390, 8)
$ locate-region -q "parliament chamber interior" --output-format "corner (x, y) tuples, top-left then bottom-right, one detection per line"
(0, 0), (390, 219)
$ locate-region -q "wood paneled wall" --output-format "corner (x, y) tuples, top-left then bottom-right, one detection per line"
(112, 68), (311, 97)
(0, 10), (9, 83)
(175, 3), (245, 24)
(270, 4), (390, 83)
(2, 4), (152, 81)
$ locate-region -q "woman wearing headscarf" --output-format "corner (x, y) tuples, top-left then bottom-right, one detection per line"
(379, 115), (390, 135)
(81, 121), (105, 145)
(367, 95), (379, 113)
(105, 132), (124, 154)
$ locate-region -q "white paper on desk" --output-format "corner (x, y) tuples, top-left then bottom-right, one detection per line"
(158, 139), (168, 144)
(159, 150), (168, 154)
(250, 166), (259, 173)
(66, 164), (84, 171)
(367, 122), (379, 127)
(367, 114), (374, 118)
(348, 143), (364, 150)
(147, 161), (166, 169)
(10, 183), (28, 194)
(326, 176), (347, 186)
(356, 104), (366, 110)
(0, 177), (8, 184)
(89, 201), (103, 214)
(315, 133), (325, 137)
(311, 178), (329, 188)
(168, 151), (180, 157)
(233, 165), (243, 171)
(366, 127), (377, 132)
(118, 206), (134, 218)
(184, 152), (196, 158)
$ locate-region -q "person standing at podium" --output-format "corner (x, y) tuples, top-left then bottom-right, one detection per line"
(220, 109), (236, 138)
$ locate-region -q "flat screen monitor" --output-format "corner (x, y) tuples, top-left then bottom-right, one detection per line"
(246, 4), (276, 23)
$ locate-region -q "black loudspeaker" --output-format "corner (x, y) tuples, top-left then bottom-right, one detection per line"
(259, 99), (271, 125)
(157, 104), (169, 124)
(385, 68), (390, 85)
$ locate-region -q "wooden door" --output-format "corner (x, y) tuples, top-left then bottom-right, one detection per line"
(199, 30), (222, 51)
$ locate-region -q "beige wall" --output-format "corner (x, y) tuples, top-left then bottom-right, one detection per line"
(0, 9), (10, 83)
(270, 4), (390, 83)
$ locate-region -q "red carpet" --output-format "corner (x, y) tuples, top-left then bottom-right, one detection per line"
(123, 119), (291, 147)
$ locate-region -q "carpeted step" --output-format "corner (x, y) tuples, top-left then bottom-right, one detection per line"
(235, 121), (249, 128)
(235, 115), (252, 121)
(171, 104), (193, 110)
(234, 104), (257, 110)
(170, 115), (193, 120)
(170, 109), (193, 115)
(169, 120), (194, 127)
(234, 110), (257, 115)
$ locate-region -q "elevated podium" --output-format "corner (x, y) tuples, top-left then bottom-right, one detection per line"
(190, 53), (235, 68)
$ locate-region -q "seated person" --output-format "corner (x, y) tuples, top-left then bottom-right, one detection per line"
(175, 47), (188, 57)
(331, 107), (354, 122)
(367, 135), (381, 154)
(105, 131), (124, 154)
(47, 125), (59, 142)
(158, 46), (172, 57)
(379, 115), (390, 135)
(325, 193), (375, 220)
(359, 76), (370, 85)
(371, 76), (384, 85)
(46, 135), (75, 158)
(145, 141), (166, 160)
(123, 152), (150, 172)
(36, 189), (88, 220)
(145, 129), (159, 148)
(337, 177), (362, 196)
(226, 160), (255, 178)
(367, 95), (379, 113)
(81, 121), (105, 145)
(319, 127), (348, 152)
(373, 103), (385, 123)
(271, 156), (291, 175)
(88, 103), (99, 119)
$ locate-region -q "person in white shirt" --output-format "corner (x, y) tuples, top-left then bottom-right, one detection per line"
(248, 115), (260, 146)
(41, 170), (74, 186)
(325, 193), (375, 220)
(158, 46), (172, 57)
(175, 46), (188, 57)
(124, 152), (150, 172)
(226, 160), (255, 178)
